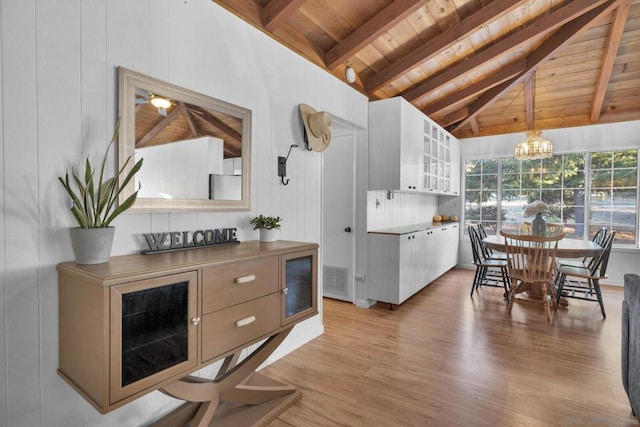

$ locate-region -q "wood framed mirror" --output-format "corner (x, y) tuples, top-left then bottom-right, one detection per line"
(118, 67), (251, 211)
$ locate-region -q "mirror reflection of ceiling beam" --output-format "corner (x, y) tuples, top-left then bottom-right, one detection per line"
(186, 105), (242, 155)
(180, 102), (201, 138)
(136, 106), (183, 148)
(134, 100), (242, 157)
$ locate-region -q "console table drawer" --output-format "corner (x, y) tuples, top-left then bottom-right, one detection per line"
(201, 293), (279, 362)
(202, 256), (278, 314)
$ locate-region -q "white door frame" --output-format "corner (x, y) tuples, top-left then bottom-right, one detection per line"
(321, 116), (359, 303)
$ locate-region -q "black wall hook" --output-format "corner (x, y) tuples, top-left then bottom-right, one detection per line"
(278, 144), (299, 185)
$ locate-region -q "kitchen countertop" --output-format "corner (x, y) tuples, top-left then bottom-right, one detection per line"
(368, 221), (459, 235)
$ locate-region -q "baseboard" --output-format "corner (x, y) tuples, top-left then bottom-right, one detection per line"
(355, 298), (377, 308)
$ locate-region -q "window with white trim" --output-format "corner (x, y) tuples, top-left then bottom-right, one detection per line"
(463, 149), (638, 246)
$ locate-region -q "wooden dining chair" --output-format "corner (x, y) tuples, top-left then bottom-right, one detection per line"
(468, 226), (510, 299)
(476, 223), (507, 261)
(557, 227), (608, 270)
(500, 231), (564, 322)
(555, 230), (615, 319)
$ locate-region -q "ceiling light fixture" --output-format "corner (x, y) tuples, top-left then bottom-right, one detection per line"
(150, 96), (171, 109)
(514, 131), (553, 160)
(345, 67), (356, 84)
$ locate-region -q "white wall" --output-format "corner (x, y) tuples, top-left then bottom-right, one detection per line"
(0, 1), (368, 426)
(458, 121), (640, 285)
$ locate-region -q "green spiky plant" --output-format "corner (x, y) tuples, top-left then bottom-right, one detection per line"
(58, 121), (143, 228)
(249, 214), (282, 230)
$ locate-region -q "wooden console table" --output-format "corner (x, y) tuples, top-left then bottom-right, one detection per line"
(57, 240), (318, 426)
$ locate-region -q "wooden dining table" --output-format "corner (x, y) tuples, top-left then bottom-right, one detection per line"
(482, 235), (602, 259)
(482, 235), (602, 303)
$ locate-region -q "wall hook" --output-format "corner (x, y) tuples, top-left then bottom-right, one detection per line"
(278, 144), (299, 185)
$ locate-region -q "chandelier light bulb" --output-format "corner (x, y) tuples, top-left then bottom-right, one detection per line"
(514, 130), (553, 160)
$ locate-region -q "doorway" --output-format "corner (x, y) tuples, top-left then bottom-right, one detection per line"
(322, 123), (356, 302)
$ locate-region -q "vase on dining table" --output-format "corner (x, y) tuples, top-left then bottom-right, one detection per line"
(532, 212), (546, 236)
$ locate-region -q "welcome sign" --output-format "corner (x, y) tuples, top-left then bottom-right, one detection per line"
(142, 228), (239, 254)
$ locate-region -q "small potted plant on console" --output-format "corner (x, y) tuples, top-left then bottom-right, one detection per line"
(250, 214), (282, 242)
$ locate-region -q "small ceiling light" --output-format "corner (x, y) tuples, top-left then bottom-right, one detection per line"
(150, 96), (171, 109)
(345, 67), (356, 84)
(514, 130), (553, 160)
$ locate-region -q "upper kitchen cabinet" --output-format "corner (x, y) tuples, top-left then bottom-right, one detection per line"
(369, 97), (460, 196)
(369, 97), (423, 192)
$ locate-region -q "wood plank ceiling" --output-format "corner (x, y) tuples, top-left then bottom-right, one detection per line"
(213, 0), (640, 139)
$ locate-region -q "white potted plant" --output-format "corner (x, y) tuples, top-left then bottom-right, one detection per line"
(58, 122), (143, 264)
(250, 214), (282, 242)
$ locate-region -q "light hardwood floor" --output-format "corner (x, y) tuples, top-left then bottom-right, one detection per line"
(262, 268), (639, 426)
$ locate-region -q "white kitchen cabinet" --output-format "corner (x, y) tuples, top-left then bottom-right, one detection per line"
(368, 97), (423, 192)
(422, 120), (460, 196)
(369, 96), (461, 196)
(449, 137), (460, 195)
(367, 223), (459, 305)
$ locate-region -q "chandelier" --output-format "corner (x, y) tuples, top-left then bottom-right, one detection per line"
(514, 131), (553, 160)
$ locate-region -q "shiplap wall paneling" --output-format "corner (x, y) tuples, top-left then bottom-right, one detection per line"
(367, 191), (438, 232)
(0, 0), (370, 424)
(38, 1), (86, 425)
(0, 0), (5, 424)
(3, 0), (40, 426)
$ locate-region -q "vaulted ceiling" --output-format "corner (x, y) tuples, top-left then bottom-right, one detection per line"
(213, 0), (640, 139)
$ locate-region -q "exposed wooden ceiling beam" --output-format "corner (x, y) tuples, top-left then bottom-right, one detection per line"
(263, 0), (306, 32)
(525, 74), (535, 129)
(600, 109), (640, 123)
(214, 0), (263, 27)
(470, 117), (480, 136)
(402, 0), (611, 103)
(180, 102), (201, 138)
(450, 0), (622, 134)
(365, 0), (523, 93)
(442, 108), (469, 127)
(590, 0), (631, 122)
(325, 0), (425, 70)
(423, 60), (526, 117)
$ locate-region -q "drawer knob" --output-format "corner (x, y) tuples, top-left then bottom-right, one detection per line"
(235, 274), (256, 284)
(235, 316), (256, 328)
(191, 317), (201, 326)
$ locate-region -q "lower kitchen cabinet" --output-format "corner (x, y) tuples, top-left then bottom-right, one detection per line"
(367, 223), (458, 304)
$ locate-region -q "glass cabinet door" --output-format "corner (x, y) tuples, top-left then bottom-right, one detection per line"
(281, 249), (318, 326)
(110, 271), (198, 404)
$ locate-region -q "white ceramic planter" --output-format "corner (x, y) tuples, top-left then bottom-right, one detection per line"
(69, 227), (115, 264)
(259, 228), (278, 243)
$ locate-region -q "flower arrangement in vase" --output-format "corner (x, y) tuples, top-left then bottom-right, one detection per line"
(523, 200), (548, 236)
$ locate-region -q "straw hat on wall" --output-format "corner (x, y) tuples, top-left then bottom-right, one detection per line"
(299, 103), (332, 152)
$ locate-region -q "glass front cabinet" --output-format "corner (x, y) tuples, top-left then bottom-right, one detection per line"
(281, 249), (318, 326)
(109, 271), (198, 403)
